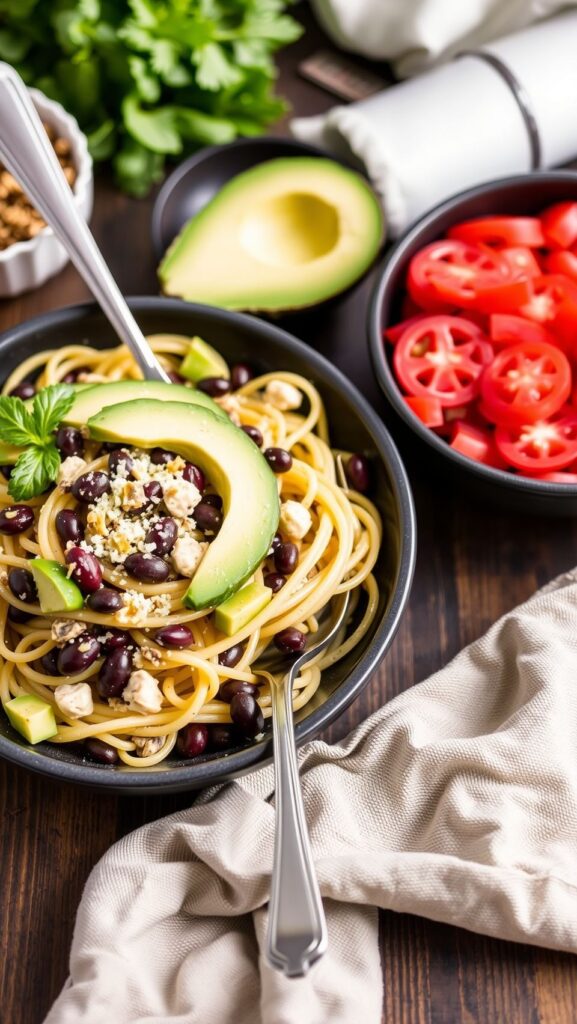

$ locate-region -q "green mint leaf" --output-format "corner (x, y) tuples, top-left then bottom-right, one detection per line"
(0, 395), (39, 446)
(31, 383), (75, 438)
(8, 444), (60, 501)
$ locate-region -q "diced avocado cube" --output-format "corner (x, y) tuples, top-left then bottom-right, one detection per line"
(214, 581), (273, 636)
(180, 337), (229, 383)
(5, 694), (57, 743)
(30, 558), (84, 613)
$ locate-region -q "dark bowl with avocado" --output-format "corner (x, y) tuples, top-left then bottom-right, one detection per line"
(0, 297), (415, 794)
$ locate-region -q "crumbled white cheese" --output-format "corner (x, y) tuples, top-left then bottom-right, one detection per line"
(115, 590), (171, 626)
(58, 456), (87, 488)
(120, 480), (147, 511)
(279, 500), (312, 541)
(216, 393), (242, 425)
(163, 479), (201, 519)
(51, 620), (86, 646)
(171, 536), (207, 578)
(123, 670), (163, 714)
(133, 646), (163, 669)
(54, 682), (94, 719)
(131, 735), (164, 757)
(264, 380), (302, 411)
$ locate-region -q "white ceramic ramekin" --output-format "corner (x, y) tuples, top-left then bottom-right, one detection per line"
(0, 88), (93, 297)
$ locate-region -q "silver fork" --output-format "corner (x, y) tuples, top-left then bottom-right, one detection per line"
(264, 591), (350, 977)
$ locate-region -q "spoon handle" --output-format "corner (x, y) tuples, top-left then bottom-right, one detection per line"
(0, 63), (169, 383)
(266, 671), (327, 977)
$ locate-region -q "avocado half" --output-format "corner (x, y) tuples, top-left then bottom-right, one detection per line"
(88, 399), (280, 610)
(158, 157), (384, 313)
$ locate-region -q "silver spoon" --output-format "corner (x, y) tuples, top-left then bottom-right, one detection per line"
(262, 591), (350, 977)
(0, 62), (169, 383)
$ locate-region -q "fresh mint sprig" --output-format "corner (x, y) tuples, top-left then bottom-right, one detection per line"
(0, 383), (75, 501)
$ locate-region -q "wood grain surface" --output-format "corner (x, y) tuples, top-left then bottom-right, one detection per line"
(1, 8), (576, 1022)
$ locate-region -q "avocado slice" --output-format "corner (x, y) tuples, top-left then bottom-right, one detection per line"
(63, 379), (227, 428)
(87, 400), (280, 609)
(214, 580), (273, 636)
(159, 157), (384, 313)
(180, 337), (230, 383)
(5, 694), (58, 744)
(31, 558), (84, 613)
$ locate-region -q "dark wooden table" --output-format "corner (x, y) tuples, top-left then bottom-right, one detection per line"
(2, 10), (577, 1023)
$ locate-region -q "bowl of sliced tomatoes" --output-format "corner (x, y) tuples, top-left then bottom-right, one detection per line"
(368, 171), (577, 513)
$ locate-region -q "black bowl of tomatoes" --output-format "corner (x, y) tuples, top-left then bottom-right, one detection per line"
(368, 171), (577, 514)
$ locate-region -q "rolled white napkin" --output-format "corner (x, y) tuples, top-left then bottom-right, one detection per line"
(45, 567), (577, 1024)
(292, 11), (577, 237)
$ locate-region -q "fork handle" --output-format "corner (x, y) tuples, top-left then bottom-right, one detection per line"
(266, 676), (327, 977)
(0, 62), (168, 383)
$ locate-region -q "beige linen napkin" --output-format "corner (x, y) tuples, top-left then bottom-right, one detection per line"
(45, 568), (577, 1024)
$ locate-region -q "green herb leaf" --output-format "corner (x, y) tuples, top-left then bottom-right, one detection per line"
(122, 94), (182, 154)
(0, 395), (39, 446)
(8, 444), (60, 501)
(32, 383), (75, 438)
(194, 42), (243, 92)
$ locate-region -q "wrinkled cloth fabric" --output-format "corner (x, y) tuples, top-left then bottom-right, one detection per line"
(292, 10), (577, 237)
(45, 568), (577, 1024)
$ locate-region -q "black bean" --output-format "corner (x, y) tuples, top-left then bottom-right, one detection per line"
(208, 724), (239, 751)
(40, 648), (60, 676)
(8, 567), (37, 604)
(96, 627), (134, 653)
(264, 447), (292, 473)
(8, 605), (32, 623)
(230, 692), (264, 737)
(270, 533), (282, 552)
(55, 426), (84, 459)
(97, 648), (133, 699)
(71, 471), (110, 503)
(55, 508), (84, 546)
(150, 447), (176, 465)
(241, 425), (263, 448)
(124, 553), (170, 583)
(57, 634), (101, 675)
(263, 572), (286, 594)
(65, 546), (102, 593)
(273, 627), (306, 655)
(9, 381), (35, 400)
(108, 449), (134, 477)
(84, 738), (119, 765)
(0, 465), (13, 480)
(87, 588), (123, 614)
(182, 463), (205, 491)
(194, 502), (222, 534)
(177, 723), (208, 758)
(346, 454), (370, 493)
(218, 679), (257, 703)
(145, 517), (177, 556)
(0, 504), (34, 535)
(154, 624), (193, 648)
(274, 542), (298, 575)
(196, 377), (230, 397)
(61, 367), (88, 384)
(200, 493), (222, 509)
(218, 644), (245, 668)
(143, 480), (163, 505)
(231, 363), (253, 390)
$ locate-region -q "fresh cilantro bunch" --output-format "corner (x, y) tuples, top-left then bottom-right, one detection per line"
(0, 0), (302, 196)
(0, 384), (75, 500)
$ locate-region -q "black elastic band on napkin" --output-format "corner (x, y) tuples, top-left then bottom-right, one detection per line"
(458, 50), (542, 171)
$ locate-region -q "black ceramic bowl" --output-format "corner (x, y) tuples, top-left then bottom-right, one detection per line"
(0, 298), (415, 793)
(368, 171), (577, 515)
(151, 136), (337, 259)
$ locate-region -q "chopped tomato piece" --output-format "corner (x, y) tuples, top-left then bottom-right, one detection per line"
(393, 316), (492, 408)
(519, 275), (577, 346)
(467, 276), (532, 314)
(384, 315), (428, 344)
(480, 340), (571, 427)
(495, 408), (577, 471)
(543, 249), (577, 283)
(450, 422), (507, 468)
(406, 240), (510, 311)
(500, 246), (541, 278)
(404, 395), (444, 427)
(448, 216), (545, 249)
(540, 201), (577, 249)
(489, 314), (556, 348)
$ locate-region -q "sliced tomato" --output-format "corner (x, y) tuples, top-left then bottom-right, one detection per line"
(540, 201), (577, 249)
(406, 240), (510, 311)
(519, 275), (577, 345)
(543, 249), (577, 283)
(495, 408), (577, 471)
(489, 314), (557, 348)
(384, 315), (429, 344)
(404, 395), (444, 427)
(466, 276), (532, 314)
(449, 422), (507, 468)
(500, 246), (541, 278)
(480, 340), (571, 427)
(448, 216), (545, 249)
(393, 316), (493, 408)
